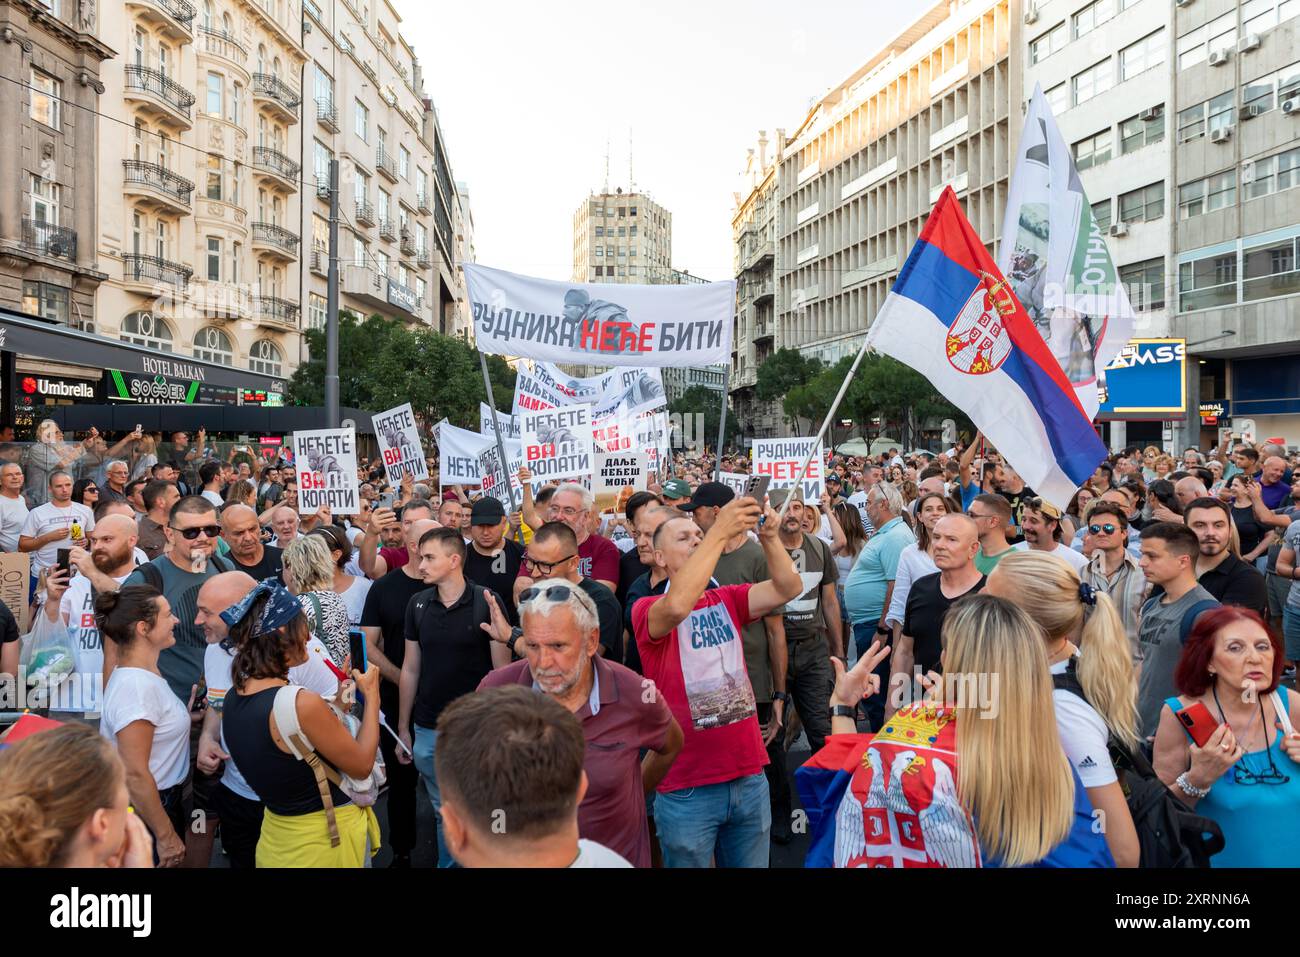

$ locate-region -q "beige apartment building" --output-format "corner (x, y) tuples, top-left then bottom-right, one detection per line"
(451, 179), (475, 339)
(572, 188), (673, 284)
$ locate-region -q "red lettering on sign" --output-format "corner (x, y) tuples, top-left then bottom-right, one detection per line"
(300, 472), (325, 490)
(383, 448), (402, 465)
(637, 323), (655, 352)
(580, 320), (600, 351)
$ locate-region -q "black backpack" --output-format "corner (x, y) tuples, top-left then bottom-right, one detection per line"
(1052, 661), (1224, 868)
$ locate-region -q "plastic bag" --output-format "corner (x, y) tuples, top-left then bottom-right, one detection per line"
(18, 610), (77, 708)
(328, 679), (386, 806)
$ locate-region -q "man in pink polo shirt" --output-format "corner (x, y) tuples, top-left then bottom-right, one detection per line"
(631, 495), (803, 868)
(478, 579), (682, 867)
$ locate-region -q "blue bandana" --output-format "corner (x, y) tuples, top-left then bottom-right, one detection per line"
(219, 580), (302, 638)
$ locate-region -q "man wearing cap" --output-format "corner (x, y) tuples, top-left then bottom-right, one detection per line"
(1013, 496), (1090, 573)
(661, 479), (692, 507)
(463, 497), (525, 626)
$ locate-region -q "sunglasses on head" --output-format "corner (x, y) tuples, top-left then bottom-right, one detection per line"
(171, 524), (221, 540)
(1088, 523), (1119, 536)
(519, 583), (574, 605)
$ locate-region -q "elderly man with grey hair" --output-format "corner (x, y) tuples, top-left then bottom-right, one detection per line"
(477, 577), (682, 868)
(517, 480), (621, 594)
(101, 459), (131, 503)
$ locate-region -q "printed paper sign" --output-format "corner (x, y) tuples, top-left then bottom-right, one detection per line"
(465, 262), (735, 368)
(479, 402), (520, 441)
(371, 403), (428, 482)
(531, 361), (667, 420)
(521, 405), (595, 482)
(293, 428), (360, 515)
(0, 551), (30, 633)
(752, 437), (824, 502)
(478, 442), (525, 505)
(438, 421), (492, 485)
(593, 450), (647, 512)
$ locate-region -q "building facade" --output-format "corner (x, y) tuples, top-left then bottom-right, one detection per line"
(451, 179), (475, 339)
(571, 188), (673, 284)
(663, 364), (727, 404)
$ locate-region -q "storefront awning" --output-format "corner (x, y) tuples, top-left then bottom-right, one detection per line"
(46, 404), (378, 435)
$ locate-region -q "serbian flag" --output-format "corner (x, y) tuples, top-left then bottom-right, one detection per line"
(867, 187), (1107, 508)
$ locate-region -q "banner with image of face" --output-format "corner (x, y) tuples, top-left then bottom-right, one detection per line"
(531, 361), (668, 420)
(293, 428), (360, 515)
(512, 367), (568, 417)
(371, 403), (428, 483)
(521, 405), (595, 483)
(478, 441), (528, 505)
(752, 437), (824, 502)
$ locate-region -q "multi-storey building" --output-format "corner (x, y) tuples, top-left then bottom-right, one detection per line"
(730, 130), (783, 439)
(451, 179), (475, 339)
(776, 0), (1021, 369)
(1169, 0), (1300, 445)
(663, 364), (728, 404)
(571, 188), (673, 284)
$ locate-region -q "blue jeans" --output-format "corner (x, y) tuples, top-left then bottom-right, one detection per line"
(1284, 607), (1300, 662)
(654, 772), (770, 868)
(412, 725), (453, 868)
(852, 620), (892, 731)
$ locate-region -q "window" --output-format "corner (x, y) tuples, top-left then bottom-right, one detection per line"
(629, 266), (637, 276)
(1091, 198), (1112, 231)
(1178, 171), (1236, 220)
(155, 221), (167, 259)
(416, 168), (428, 204)
(1178, 251), (1237, 311)
(630, 225), (637, 237)
(1243, 234), (1300, 302)
(1029, 22), (1066, 64)
(314, 65), (333, 105)
(231, 242), (239, 283)
(313, 139), (331, 185)
(1242, 0), (1300, 35)
(206, 72), (223, 117)
(308, 293), (327, 330)
(230, 81), (242, 125)
(194, 326), (233, 365)
(1176, 13), (1236, 70)
(1072, 59), (1113, 106)
(618, 207), (626, 217)
(1241, 61), (1300, 116)
(1120, 30), (1165, 81)
(256, 44), (266, 76)
(121, 312), (174, 352)
(29, 69), (60, 129)
(1119, 181), (1164, 223)
(132, 211), (143, 255)
(353, 235), (366, 267)
(595, 246), (603, 258)
(1073, 0), (1128, 40)
(206, 154), (222, 200)
(1120, 107), (1164, 153)
(630, 206), (638, 217)
(399, 145), (409, 179)
(379, 188), (391, 221)
(376, 250), (389, 276)
(1177, 92), (1234, 143)
(416, 277), (426, 303)
(21, 281), (69, 325)
(1119, 258), (1165, 311)
(206, 237), (221, 281)
(249, 339), (282, 377)
(355, 171), (369, 205)
(595, 226), (603, 237)
(1073, 129), (1112, 171)
(354, 100), (368, 141)
(30, 175), (59, 225)
(1244, 146), (1300, 200)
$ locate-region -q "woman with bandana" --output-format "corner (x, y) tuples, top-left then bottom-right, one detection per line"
(220, 580), (383, 867)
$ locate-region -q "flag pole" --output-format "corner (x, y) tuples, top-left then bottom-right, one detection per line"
(478, 350), (518, 515)
(776, 329), (877, 522)
(713, 387), (728, 482)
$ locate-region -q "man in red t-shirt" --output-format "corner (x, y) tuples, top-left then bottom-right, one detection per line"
(516, 482), (620, 594)
(631, 495), (803, 868)
(359, 499), (436, 579)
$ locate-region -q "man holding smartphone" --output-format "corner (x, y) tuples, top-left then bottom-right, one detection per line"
(19, 470), (94, 595)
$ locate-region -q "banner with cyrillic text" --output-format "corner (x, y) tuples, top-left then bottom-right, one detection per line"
(464, 262), (735, 367)
(293, 428), (360, 515)
(718, 472), (750, 497)
(479, 402), (520, 442)
(371, 403), (428, 483)
(521, 405), (595, 482)
(478, 442), (527, 505)
(594, 451), (647, 512)
(752, 437), (824, 502)
(439, 420), (491, 485)
(531, 361), (667, 419)
(512, 367), (568, 417)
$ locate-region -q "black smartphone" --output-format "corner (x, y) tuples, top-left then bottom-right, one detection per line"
(743, 473), (772, 504)
(348, 628), (368, 674)
(56, 548), (71, 578)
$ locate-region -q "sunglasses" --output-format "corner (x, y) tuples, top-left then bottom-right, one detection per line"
(170, 524), (221, 540)
(525, 554), (577, 576)
(1088, 523), (1119, 536)
(519, 583), (575, 604)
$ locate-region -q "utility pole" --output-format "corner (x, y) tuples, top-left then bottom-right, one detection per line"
(325, 159), (340, 428)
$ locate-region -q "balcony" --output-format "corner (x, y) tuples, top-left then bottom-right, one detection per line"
(417, 251), (432, 269)
(743, 239), (774, 272)
(250, 221), (299, 260)
(123, 253), (192, 292)
(376, 145), (398, 182)
(754, 318), (774, 342)
(18, 218), (77, 263)
(399, 231), (417, 256)
(189, 281), (253, 321)
(315, 97), (339, 133)
(127, 0), (196, 42)
(251, 145), (301, 191)
(378, 218), (396, 242)
(416, 192), (432, 215)
(753, 279), (775, 305)
(122, 159), (194, 214)
(124, 65), (194, 128)
(314, 176), (331, 201)
(354, 200), (376, 226)
(198, 28), (247, 73)
(310, 247), (328, 276)
(256, 295), (300, 330)
(251, 73), (300, 123)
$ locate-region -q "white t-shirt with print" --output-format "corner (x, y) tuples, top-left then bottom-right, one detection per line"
(100, 666), (191, 790)
(1012, 540), (1090, 573)
(569, 838), (633, 868)
(55, 569), (132, 715)
(1050, 658), (1118, 789)
(20, 501), (94, 571)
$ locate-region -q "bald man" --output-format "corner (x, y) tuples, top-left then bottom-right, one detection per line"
(270, 504), (300, 550)
(1174, 476), (1209, 513)
(221, 503), (284, 582)
(887, 514), (986, 719)
(196, 570), (338, 869)
(1259, 456), (1291, 510)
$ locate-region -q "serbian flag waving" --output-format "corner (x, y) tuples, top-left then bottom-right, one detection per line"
(867, 187), (1107, 508)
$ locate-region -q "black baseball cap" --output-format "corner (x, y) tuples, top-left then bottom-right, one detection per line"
(678, 481), (735, 512)
(470, 497), (506, 525)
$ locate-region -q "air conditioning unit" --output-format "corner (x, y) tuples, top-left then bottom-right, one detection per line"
(1238, 34), (1260, 53)
(1211, 127), (1232, 143)
(1024, 3), (1039, 24)
(1208, 48), (1230, 66)
(1109, 222), (1129, 237)
(1284, 98), (1300, 115)
(1139, 106), (1161, 122)
(1240, 104), (1262, 120)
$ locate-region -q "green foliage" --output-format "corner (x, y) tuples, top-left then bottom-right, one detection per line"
(669, 385), (738, 448)
(756, 348), (823, 403)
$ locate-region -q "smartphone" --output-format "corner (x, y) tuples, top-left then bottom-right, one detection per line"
(348, 628), (368, 674)
(1175, 701), (1219, 749)
(743, 473), (772, 505)
(135, 423), (142, 433)
(56, 548), (71, 578)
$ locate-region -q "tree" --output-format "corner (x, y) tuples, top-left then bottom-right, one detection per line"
(847, 353), (970, 449)
(669, 385), (738, 451)
(757, 348), (824, 432)
(288, 311), (399, 410)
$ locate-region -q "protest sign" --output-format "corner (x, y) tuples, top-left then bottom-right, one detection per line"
(478, 442), (525, 504)
(752, 437), (824, 501)
(512, 367), (568, 416)
(438, 420), (491, 485)
(593, 450), (647, 512)
(293, 428), (360, 515)
(371, 403), (428, 482)
(718, 472), (750, 497)
(531, 361), (667, 419)
(464, 262), (735, 368)
(521, 405), (595, 482)
(0, 552), (30, 633)
(479, 402), (520, 441)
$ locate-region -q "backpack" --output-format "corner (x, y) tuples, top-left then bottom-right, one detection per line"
(1052, 661), (1225, 868)
(136, 553), (232, 592)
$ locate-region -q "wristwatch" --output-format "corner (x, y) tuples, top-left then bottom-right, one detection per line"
(500, 626), (523, 650)
(875, 624), (891, 636)
(771, 691), (790, 705)
(830, 704), (858, 721)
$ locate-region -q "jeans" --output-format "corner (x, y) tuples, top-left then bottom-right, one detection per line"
(654, 772), (771, 868)
(1284, 606), (1300, 662)
(852, 620), (892, 731)
(412, 725), (453, 868)
(787, 636), (833, 757)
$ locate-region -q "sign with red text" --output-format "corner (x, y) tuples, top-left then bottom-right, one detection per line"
(521, 405), (595, 482)
(465, 263), (734, 368)
(752, 437), (824, 502)
(371, 403), (428, 483)
(293, 428), (359, 515)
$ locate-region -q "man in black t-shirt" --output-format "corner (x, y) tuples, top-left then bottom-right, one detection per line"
(462, 498), (524, 626)
(220, 505), (284, 583)
(359, 516), (439, 867)
(994, 463), (1034, 545)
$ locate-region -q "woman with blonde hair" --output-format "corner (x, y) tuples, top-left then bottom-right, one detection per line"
(130, 433), (158, 482)
(0, 723), (154, 868)
(985, 549), (1140, 867)
(798, 596), (1113, 867)
(282, 533), (352, 668)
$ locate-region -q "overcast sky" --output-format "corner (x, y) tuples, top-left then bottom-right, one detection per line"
(400, 1), (917, 283)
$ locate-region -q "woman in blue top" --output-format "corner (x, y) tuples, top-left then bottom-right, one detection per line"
(1153, 606), (1300, 868)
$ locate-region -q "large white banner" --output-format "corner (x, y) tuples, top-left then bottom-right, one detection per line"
(293, 428), (360, 515)
(521, 405), (595, 482)
(438, 420), (491, 485)
(752, 437), (824, 502)
(479, 402), (520, 442)
(464, 262), (735, 368)
(999, 84), (1136, 421)
(531, 361), (667, 418)
(371, 403), (428, 483)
